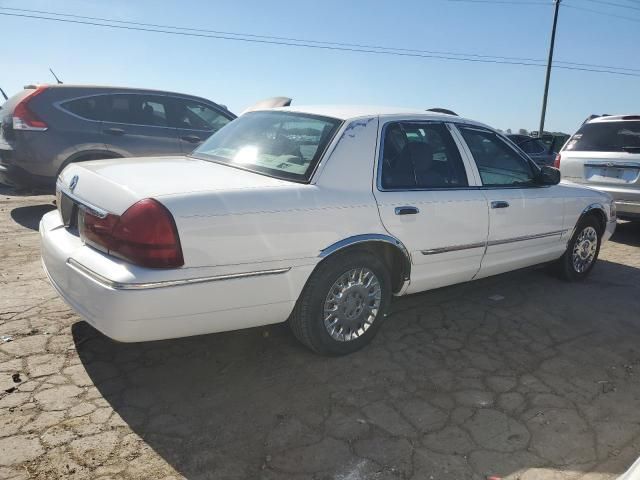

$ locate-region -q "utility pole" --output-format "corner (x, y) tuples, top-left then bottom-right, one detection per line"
(538, 0), (561, 138)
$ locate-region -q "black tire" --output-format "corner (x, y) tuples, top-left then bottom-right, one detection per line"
(289, 249), (392, 356)
(557, 215), (603, 281)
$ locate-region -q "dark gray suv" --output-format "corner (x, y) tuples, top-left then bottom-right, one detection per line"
(0, 84), (236, 189)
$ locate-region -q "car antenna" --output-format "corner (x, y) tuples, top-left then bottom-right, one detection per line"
(49, 68), (63, 84)
(0, 87), (7, 100)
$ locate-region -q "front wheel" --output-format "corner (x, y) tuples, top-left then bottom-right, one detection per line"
(289, 250), (391, 356)
(557, 216), (602, 281)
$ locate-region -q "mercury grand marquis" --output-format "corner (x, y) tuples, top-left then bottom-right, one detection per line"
(40, 106), (617, 355)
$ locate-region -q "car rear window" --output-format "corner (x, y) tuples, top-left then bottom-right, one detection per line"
(192, 111), (342, 182)
(564, 121), (640, 152)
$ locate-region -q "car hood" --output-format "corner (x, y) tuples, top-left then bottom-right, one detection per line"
(57, 155), (292, 215)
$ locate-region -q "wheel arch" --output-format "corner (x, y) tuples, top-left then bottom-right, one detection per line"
(57, 149), (123, 176)
(318, 234), (411, 294)
(580, 203), (608, 235)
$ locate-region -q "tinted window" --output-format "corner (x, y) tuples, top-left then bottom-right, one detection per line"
(459, 127), (535, 186)
(61, 96), (106, 120)
(171, 99), (231, 132)
(193, 111), (341, 182)
(519, 138), (546, 155)
(565, 121), (640, 152)
(104, 94), (170, 127)
(380, 122), (468, 189)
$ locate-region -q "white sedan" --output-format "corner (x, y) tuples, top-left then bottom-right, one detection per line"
(40, 106), (617, 355)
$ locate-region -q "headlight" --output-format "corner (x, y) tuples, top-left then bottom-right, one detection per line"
(610, 200), (617, 219)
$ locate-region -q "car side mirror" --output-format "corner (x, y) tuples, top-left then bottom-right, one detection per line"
(537, 165), (561, 185)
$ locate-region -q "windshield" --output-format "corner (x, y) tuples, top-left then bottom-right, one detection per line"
(565, 121), (640, 152)
(192, 111), (342, 182)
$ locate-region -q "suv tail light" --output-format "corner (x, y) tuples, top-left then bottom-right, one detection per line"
(553, 153), (561, 168)
(12, 87), (49, 131)
(79, 199), (184, 268)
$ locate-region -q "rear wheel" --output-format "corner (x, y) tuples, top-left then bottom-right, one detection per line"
(557, 215), (602, 281)
(289, 250), (391, 356)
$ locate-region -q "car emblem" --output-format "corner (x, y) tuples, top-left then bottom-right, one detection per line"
(69, 175), (79, 192)
(606, 162), (614, 167)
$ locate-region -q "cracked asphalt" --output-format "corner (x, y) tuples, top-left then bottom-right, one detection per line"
(1, 186), (640, 480)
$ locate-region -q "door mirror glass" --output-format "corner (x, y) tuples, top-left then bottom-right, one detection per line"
(537, 165), (561, 185)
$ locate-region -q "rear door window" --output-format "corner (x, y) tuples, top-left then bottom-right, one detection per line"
(565, 121), (640, 152)
(104, 94), (171, 127)
(380, 122), (469, 189)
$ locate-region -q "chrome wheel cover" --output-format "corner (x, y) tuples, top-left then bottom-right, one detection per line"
(323, 267), (382, 342)
(572, 226), (598, 273)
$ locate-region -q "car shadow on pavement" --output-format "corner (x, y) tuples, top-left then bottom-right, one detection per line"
(611, 221), (640, 247)
(10, 203), (56, 230)
(72, 258), (640, 479)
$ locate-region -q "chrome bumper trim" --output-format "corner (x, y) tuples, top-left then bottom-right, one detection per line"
(66, 258), (291, 290)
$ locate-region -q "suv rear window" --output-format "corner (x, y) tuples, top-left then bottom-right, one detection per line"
(565, 121), (640, 152)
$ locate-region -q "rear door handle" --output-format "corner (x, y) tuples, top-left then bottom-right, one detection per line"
(180, 135), (202, 144)
(395, 206), (419, 215)
(104, 127), (125, 136)
(491, 201), (510, 209)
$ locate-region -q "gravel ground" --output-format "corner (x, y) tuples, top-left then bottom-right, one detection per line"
(1, 186), (640, 480)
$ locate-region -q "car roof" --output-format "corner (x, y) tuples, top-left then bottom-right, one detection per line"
(23, 83), (232, 111)
(264, 104), (491, 127)
(587, 114), (640, 123)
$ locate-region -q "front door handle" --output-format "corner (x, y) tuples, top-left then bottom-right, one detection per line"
(491, 201), (510, 209)
(395, 206), (419, 215)
(104, 127), (125, 136)
(180, 135), (202, 144)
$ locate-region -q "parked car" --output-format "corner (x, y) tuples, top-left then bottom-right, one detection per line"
(0, 84), (236, 190)
(507, 134), (556, 166)
(40, 106), (616, 355)
(557, 114), (640, 221)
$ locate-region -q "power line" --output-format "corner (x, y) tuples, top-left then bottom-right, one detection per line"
(582, 0), (640, 11)
(1, 10), (639, 78)
(445, 0), (550, 4)
(562, 2), (640, 22)
(2, 6), (638, 73)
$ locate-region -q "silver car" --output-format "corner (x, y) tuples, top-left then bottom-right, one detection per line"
(558, 115), (640, 221)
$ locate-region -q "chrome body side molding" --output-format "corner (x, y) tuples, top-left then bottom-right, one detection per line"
(487, 230), (566, 247)
(421, 242), (486, 255)
(421, 230), (567, 255)
(66, 258), (291, 290)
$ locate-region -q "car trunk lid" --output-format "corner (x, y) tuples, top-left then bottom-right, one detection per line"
(57, 155), (292, 215)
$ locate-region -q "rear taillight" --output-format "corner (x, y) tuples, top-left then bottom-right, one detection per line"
(80, 199), (184, 268)
(553, 153), (561, 168)
(12, 87), (48, 131)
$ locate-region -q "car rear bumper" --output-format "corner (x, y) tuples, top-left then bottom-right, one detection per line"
(40, 210), (308, 342)
(0, 162), (53, 189)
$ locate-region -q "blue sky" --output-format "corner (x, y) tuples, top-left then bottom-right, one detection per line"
(0, 0), (638, 133)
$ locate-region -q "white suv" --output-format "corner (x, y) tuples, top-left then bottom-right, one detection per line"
(557, 115), (640, 221)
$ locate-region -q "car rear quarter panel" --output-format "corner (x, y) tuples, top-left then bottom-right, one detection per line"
(158, 116), (387, 270)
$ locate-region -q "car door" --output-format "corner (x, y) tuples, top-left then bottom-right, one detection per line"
(168, 97), (233, 153)
(454, 125), (566, 279)
(101, 94), (181, 157)
(373, 120), (489, 293)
